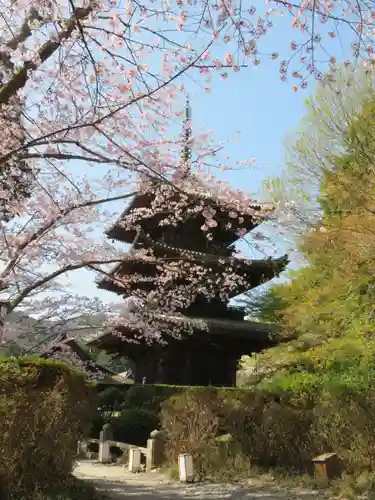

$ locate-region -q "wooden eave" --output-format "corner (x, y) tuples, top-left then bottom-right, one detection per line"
(86, 316), (287, 356)
(40, 333), (117, 378)
(106, 187), (274, 246)
(97, 254), (289, 297)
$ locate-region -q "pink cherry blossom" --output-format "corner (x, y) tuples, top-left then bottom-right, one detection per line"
(224, 53), (234, 66)
(0, 0), (365, 354)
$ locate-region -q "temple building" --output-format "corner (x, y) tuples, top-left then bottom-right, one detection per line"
(40, 332), (133, 384)
(87, 100), (289, 387)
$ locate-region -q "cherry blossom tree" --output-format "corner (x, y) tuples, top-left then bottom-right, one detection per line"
(1, 0), (374, 212)
(0, 138), (283, 344)
(1, 0), (374, 175)
(0, 0), (372, 349)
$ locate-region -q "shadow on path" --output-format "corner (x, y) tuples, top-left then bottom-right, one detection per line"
(74, 460), (320, 500)
(88, 478), (236, 499)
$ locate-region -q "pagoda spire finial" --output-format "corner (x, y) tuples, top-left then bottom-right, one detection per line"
(180, 94), (192, 168)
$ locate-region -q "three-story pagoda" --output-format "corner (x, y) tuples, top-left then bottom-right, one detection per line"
(88, 101), (288, 386)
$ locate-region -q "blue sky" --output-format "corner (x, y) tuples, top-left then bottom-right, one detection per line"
(62, 4), (353, 308)
(67, 63), (308, 305)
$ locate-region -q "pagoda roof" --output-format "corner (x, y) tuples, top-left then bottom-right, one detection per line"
(106, 184), (274, 246)
(86, 315), (285, 356)
(97, 253), (289, 297)
(39, 333), (132, 382)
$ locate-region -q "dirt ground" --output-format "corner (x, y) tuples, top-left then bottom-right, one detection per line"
(73, 459), (321, 500)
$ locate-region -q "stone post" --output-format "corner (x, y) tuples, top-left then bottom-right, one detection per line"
(98, 423), (113, 464)
(146, 429), (165, 471)
(178, 453), (194, 482)
(77, 440), (88, 458)
(102, 423), (114, 440)
(129, 447), (142, 473)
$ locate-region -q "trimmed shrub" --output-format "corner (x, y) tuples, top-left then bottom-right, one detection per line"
(95, 384), (134, 412)
(90, 382), (375, 476)
(0, 356), (95, 499)
(89, 412), (106, 439)
(92, 383), (177, 416)
(96, 386), (128, 411)
(161, 389), (220, 458)
(122, 384), (181, 413)
(111, 408), (160, 446)
(160, 379), (375, 478)
(89, 384), (176, 444)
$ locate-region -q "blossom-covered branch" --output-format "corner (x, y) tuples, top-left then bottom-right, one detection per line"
(2, 0), (367, 353)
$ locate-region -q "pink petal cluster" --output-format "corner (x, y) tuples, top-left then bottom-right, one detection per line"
(0, 0), (366, 358)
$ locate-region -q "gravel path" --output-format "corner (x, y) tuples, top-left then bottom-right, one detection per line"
(73, 460), (321, 500)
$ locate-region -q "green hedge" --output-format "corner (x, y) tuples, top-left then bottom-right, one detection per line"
(94, 383), (182, 414)
(0, 356), (95, 499)
(93, 383), (321, 466)
(111, 408), (160, 446)
(157, 374), (375, 477)
(90, 384), (181, 446)
(93, 375), (375, 478)
(122, 384), (184, 412)
(86, 360), (375, 486)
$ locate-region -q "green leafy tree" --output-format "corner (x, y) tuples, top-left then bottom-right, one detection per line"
(244, 286), (290, 324)
(267, 65), (375, 236)
(250, 73), (375, 384)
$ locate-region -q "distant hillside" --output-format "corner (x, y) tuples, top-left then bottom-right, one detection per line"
(2, 311), (109, 355)
(1, 310), (132, 374)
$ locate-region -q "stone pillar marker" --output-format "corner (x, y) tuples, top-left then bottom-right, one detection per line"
(102, 423), (114, 441)
(146, 429), (165, 471)
(178, 453), (194, 482)
(77, 440), (88, 458)
(98, 423), (113, 464)
(129, 447), (142, 473)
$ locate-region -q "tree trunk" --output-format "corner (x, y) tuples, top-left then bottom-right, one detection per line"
(0, 301), (10, 342)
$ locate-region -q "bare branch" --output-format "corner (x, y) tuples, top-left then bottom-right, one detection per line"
(0, 5), (93, 104)
(10, 258), (124, 311)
